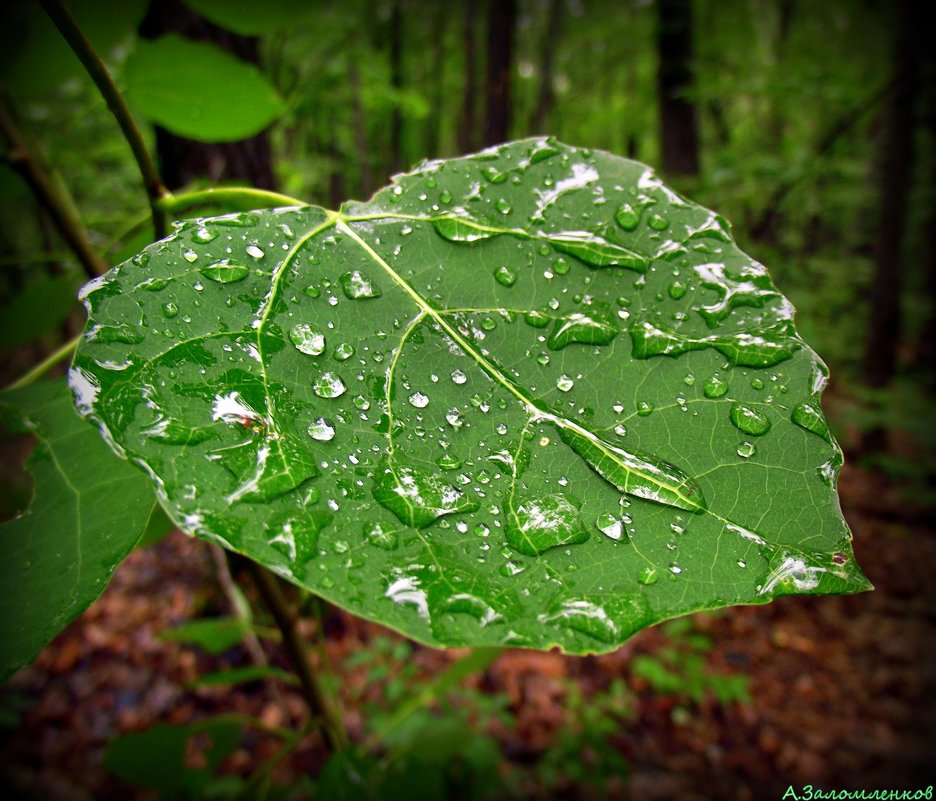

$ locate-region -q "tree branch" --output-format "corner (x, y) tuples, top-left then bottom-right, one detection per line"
(5, 334), (81, 391)
(241, 559), (349, 752)
(159, 187), (307, 216)
(751, 78), (896, 241)
(0, 100), (107, 278)
(39, 0), (170, 239)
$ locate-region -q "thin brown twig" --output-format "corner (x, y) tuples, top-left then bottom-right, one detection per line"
(241, 559), (349, 753)
(38, 0), (170, 239)
(0, 99), (107, 278)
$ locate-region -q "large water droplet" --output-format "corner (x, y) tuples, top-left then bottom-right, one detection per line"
(408, 391), (429, 408)
(637, 566), (658, 585)
(307, 417), (336, 441)
(555, 425), (706, 512)
(542, 231), (647, 271)
(614, 203), (640, 231)
(451, 369), (467, 384)
(704, 373), (729, 398)
(729, 403), (771, 436)
(556, 374), (574, 392)
(436, 453), (462, 471)
(312, 372), (346, 398)
(494, 265), (517, 287)
(334, 342), (355, 361)
(668, 281), (686, 300)
(290, 324), (325, 355)
(212, 434), (318, 503)
(539, 594), (649, 644)
(193, 226), (217, 243)
(432, 217), (494, 242)
(373, 460), (479, 528)
(547, 304), (618, 350)
(596, 513), (626, 541)
(505, 493), (588, 556)
(340, 270), (381, 300)
(365, 522), (400, 550)
(246, 245), (265, 259)
(201, 260), (249, 283)
(524, 310), (551, 328)
(791, 401), (832, 443)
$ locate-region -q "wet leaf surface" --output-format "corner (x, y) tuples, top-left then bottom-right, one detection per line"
(71, 139), (869, 653)
(0, 380), (160, 680)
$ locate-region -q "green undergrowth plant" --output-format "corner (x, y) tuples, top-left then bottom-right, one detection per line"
(0, 1), (871, 796)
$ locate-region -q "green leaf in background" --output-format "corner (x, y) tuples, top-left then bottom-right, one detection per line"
(0, 274), (81, 348)
(104, 719), (242, 797)
(123, 35), (285, 143)
(71, 139), (870, 655)
(159, 616), (250, 654)
(0, 0), (148, 93)
(181, 0), (315, 36)
(0, 380), (161, 681)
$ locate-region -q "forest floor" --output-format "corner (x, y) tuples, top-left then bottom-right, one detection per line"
(1, 456), (935, 801)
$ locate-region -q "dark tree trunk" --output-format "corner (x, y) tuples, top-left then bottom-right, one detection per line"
(531, 0), (563, 134)
(861, 1), (921, 452)
(913, 48), (936, 385)
(458, 0), (480, 154)
(482, 0), (516, 147)
(388, 0), (404, 174)
(138, 0), (276, 191)
(656, 0), (700, 177)
(348, 61), (373, 198)
(862, 2), (920, 390)
(424, 4), (449, 157)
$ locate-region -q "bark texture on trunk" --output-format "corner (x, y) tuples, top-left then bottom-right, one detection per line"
(482, 0), (516, 147)
(657, 0), (700, 177)
(138, 0), (276, 191)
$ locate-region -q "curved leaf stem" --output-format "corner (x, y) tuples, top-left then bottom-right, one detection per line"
(242, 559), (349, 753)
(159, 187), (308, 216)
(6, 334), (80, 391)
(0, 98), (107, 278)
(38, 0), (170, 239)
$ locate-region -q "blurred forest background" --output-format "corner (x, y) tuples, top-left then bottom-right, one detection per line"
(1, 0), (934, 799)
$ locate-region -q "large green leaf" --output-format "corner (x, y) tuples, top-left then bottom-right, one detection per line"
(0, 380), (161, 680)
(71, 139), (870, 654)
(123, 35), (285, 142)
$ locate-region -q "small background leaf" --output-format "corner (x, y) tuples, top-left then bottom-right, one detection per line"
(123, 35), (285, 142)
(0, 274), (81, 348)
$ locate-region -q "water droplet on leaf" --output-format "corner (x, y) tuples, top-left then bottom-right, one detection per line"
(312, 372), (346, 398)
(729, 403), (771, 436)
(290, 324), (325, 355)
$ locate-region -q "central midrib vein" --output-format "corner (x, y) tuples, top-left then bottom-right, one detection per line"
(335, 218), (703, 512)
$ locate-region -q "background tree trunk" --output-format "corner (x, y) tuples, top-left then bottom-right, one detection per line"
(861, 0), (921, 452)
(388, 0), (404, 174)
(458, 0), (479, 154)
(657, 0), (700, 177)
(862, 1), (919, 390)
(482, 0), (516, 147)
(138, 0), (276, 190)
(531, 0), (563, 134)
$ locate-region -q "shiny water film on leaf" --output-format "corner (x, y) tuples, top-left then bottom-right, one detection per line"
(70, 139), (870, 654)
